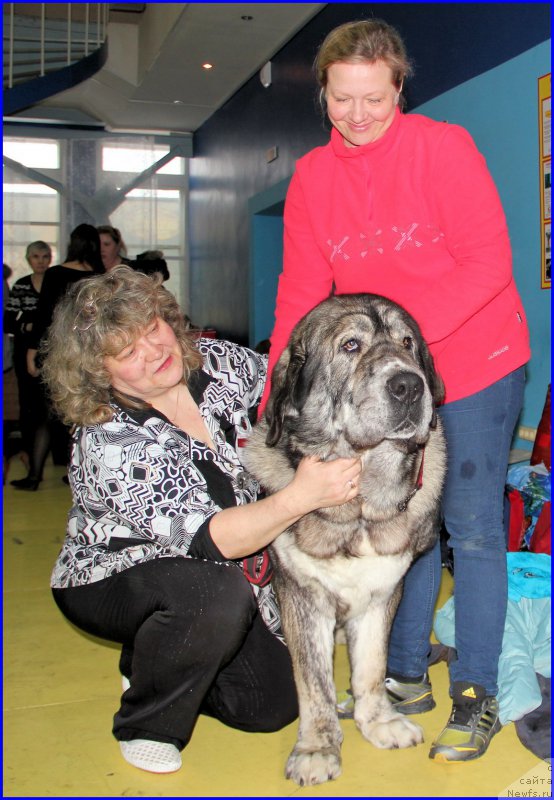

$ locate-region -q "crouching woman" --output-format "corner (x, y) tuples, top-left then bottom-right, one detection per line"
(41, 266), (361, 774)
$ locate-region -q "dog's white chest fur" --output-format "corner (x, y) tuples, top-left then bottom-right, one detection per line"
(273, 533), (411, 620)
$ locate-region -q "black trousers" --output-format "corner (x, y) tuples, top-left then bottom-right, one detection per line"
(52, 557), (298, 750)
(13, 355), (40, 456)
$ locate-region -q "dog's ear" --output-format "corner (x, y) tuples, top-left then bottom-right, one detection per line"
(265, 336), (316, 447)
(264, 349), (291, 446)
(416, 333), (445, 427)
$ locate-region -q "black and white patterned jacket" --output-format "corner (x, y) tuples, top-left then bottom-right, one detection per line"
(51, 338), (283, 640)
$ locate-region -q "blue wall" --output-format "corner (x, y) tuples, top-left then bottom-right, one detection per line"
(249, 195), (286, 348)
(415, 42), (551, 443)
(188, 3), (551, 439)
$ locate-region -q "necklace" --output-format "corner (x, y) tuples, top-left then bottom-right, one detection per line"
(173, 383), (182, 422)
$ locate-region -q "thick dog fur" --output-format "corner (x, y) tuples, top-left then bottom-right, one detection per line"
(243, 294), (447, 786)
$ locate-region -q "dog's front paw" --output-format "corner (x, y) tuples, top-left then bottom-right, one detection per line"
(285, 747), (342, 786)
(360, 715), (424, 749)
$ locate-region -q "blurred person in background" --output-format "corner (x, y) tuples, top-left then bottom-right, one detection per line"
(12, 224), (104, 490)
(4, 241), (52, 468)
(98, 225), (132, 272)
(132, 249), (170, 282)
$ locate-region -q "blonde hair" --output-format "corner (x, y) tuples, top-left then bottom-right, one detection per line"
(315, 19), (412, 110)
(41, 266), (203, 426)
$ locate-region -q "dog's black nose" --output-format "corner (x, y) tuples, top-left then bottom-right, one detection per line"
(386, 371), (424, 405)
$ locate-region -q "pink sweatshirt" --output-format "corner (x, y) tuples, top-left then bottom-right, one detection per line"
(260, 108), (530, 413)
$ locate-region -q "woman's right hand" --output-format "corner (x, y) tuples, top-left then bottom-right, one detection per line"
(210, 454), (362, 559)
(285, 454), (362, 515)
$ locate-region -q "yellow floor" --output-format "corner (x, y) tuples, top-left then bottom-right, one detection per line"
(4, 458), (547, 797)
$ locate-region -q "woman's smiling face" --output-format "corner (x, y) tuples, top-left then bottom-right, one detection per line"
(325, 59), (399, 148)
(104, 317), (184, 402)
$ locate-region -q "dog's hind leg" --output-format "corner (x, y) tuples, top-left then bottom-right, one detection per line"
(347, 592), (424, 750)
(278, 590), (343, 786)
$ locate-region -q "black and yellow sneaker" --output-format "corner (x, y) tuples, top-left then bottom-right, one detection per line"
(429, 682), (501, 763)
(384, 673), (436, 714)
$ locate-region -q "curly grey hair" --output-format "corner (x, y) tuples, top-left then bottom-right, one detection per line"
(40, 265), (203, 426)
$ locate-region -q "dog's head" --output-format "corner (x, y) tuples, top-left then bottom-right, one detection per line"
(265, 294), (444, 452)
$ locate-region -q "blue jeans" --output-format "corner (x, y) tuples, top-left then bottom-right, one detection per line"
(387, 366), (525, 696)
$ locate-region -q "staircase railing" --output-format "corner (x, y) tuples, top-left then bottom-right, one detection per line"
(3, 3), (109, 115)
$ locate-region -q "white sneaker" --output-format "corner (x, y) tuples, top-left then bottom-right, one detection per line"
(120, 739), (182, 773)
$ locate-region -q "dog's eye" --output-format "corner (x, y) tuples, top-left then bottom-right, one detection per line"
(402, 336), (413, 350)
(341, 339), (360, 353)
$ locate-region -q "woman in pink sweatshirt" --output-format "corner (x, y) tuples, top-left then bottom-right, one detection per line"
(260, 19), (530, 763)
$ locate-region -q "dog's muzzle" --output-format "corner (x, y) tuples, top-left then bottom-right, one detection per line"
(386, 370), (424, 408)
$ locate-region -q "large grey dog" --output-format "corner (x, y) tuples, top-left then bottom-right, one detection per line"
(243, 293), (447, 786)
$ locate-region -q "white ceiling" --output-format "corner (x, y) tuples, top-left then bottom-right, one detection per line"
(10, 3), (325, 133)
